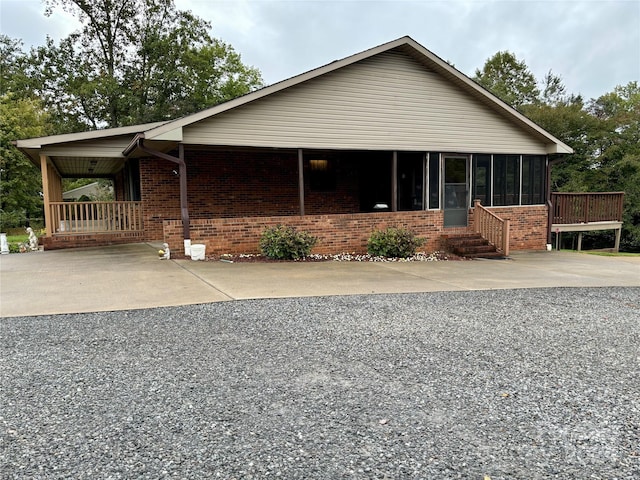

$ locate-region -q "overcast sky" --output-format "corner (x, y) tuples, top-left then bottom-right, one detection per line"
(1, 0), (638, 101)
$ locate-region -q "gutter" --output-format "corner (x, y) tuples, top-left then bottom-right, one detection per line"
(132, 138), (191, 247)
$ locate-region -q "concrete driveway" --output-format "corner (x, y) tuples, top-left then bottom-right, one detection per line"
(1, 243), (638, 317)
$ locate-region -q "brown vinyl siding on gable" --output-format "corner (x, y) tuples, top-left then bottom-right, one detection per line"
(183, 50), (549, 154)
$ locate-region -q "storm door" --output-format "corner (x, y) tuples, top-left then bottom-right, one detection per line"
(443, 156), (469, 227)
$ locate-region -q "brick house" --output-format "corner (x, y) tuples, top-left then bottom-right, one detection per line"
(17, 36), (580, 256)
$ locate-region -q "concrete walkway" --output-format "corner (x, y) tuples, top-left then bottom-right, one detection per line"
(1, 243), (638, 317)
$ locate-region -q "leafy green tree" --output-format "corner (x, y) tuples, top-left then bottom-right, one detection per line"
(587, 82), (640, 249)
(476, 49), (639, 250)
(0, 36), (49, 229)
(473, 51), (540, 109)
(0, 36), (32, 97)
(35, 0), (263, 129)
(0, 96), (49, 229)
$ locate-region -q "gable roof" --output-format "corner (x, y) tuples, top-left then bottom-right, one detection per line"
(17, 35), (573, 165)
(137, 36), (572, 154)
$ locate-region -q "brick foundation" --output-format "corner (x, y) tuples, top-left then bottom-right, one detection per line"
(42, 232), (145, 250)
(163, 205), (548, 256)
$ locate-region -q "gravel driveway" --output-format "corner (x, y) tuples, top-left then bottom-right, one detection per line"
(2, 287), (639, 479)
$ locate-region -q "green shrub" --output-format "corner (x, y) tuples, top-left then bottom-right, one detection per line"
(259, 225), (317, 260)
(367, 227), (425, 258)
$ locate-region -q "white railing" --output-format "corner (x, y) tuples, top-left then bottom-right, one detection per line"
(50, 201), (143, 234)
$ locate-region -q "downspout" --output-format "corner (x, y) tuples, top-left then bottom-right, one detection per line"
(135, 139), (191, 248)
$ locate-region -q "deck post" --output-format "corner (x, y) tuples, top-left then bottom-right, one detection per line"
(577, 232), (583, 251)
(614, 228), (621, 253)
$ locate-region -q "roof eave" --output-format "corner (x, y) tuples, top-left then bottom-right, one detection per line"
(14, 121), (169, 149)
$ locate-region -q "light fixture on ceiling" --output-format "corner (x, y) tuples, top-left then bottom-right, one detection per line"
(309, 159), (329, 172)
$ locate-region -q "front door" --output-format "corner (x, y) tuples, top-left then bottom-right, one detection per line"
(443, 156), (469, 227)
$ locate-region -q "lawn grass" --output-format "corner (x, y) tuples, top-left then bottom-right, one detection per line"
(581, 251), (640, 257)
(6, 235), (28, 243)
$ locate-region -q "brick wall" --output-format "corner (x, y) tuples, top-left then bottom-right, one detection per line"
(487, 205), (549, 250)
(113, 171), (125, 201)
(139, 156), (182, 241)
(164, 211), (439, 255)
(163, 206), (548, 256)
(140, 149), (361, 241)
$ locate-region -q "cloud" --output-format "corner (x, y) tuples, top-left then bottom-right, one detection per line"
(0, 0), (80, 47)
(2, 0), (638, 100)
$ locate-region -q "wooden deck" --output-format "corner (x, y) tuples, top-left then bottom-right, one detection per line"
(550, 192), (624, 251)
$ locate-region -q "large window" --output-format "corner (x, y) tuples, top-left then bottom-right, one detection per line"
(471, 154), (546, 207)
(521, 155), (546, 205)
(392, 152), (546, 212)
(428, 152), (440, 209)
(493, 155), (520, 206)
(397, 152), (424, 211)
(472, 154), (491, 205)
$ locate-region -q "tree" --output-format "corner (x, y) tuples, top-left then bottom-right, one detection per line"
(475, 49), (640, 250)
(587, 82), (640, 249)
(0, 36), (32, 98)
(473, 51), (540, 109)
(0, 36), (49, 229)
(0, 95), (49, 229)
(35, 0), (263, 129)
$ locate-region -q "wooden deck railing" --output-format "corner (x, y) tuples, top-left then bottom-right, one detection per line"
(473, 200), (510, 256)
(550, 192), (624, 224)
(50, 201), (143, 234)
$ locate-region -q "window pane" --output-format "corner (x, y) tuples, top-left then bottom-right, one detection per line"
(472, 154), (491, 206)
(397, 153), (424, 211)
(428, 153), (440, 209)
(493, 154), (520, 205)
(522, 155), (545, 204)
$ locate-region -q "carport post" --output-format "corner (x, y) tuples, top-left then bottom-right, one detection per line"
(40, 154), (52, 236)
(178, 144), (190, 241)
(136, 139), (191, 245)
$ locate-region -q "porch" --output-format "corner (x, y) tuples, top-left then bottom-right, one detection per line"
(550, 192), (624, 252)
(42, 200), (145, 250)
